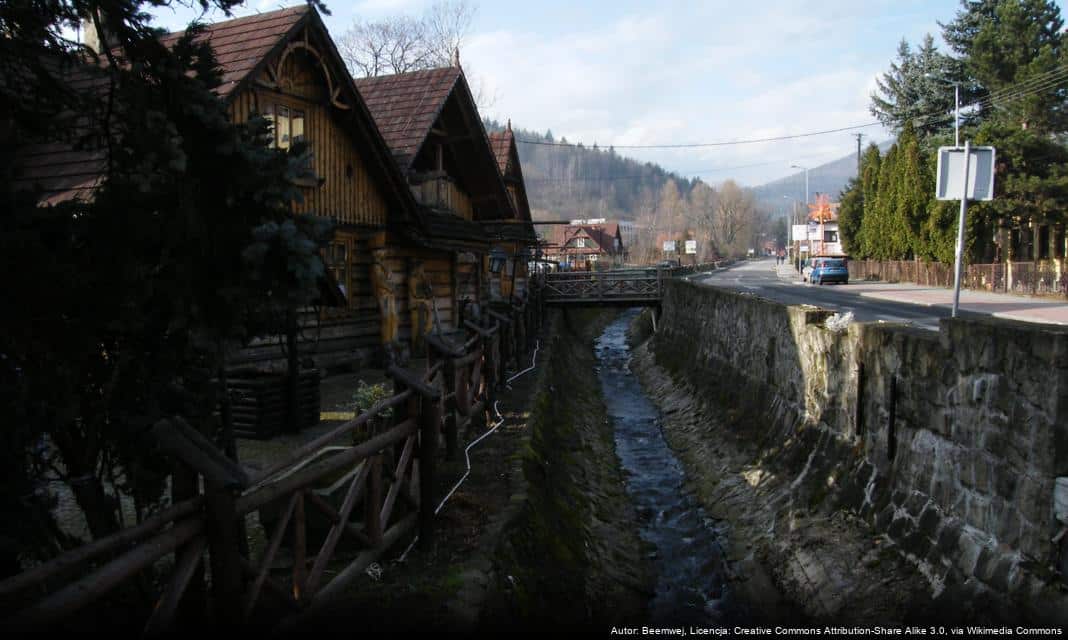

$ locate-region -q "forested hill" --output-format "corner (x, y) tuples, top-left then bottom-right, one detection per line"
(484, 118), (698, 221)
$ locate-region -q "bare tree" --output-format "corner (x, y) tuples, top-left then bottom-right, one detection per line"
(340, 0), (477, 77)
(424, 0), (477, 66)
(712, 180), (757, 258)
(687, 182), (718, 259)
(338, 16), (431, 77)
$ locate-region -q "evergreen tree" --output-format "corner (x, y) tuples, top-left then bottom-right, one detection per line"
(943, 0), (1068, 132)
(1, 0), (332, 568)
(870, 34), (961, 138)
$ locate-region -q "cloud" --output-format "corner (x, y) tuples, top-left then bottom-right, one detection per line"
(460, 1), (917, 185)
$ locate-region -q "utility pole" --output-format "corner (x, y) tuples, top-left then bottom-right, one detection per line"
(853, 133), (864, 173)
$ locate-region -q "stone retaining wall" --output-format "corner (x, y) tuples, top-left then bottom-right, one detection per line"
(653, 279), (1068, 619)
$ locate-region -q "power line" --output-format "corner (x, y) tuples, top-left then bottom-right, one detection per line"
(522, 150), (851, 184)
(516, 122), (881, 149)
(515, 66), (1068, 152)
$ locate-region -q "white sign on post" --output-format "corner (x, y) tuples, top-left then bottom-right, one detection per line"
(662, 240), (676, 252)
(936, 146), (995, 201)
(791, 225), (808, 242)
(684, 240), (697, 254)
(936, 142), (996, 319)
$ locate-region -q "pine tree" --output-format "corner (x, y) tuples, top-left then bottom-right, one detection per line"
(870, 34), (960, 138)
(1, 0), (333, 562)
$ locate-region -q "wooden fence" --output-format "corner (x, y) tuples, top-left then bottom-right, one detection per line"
(0, 292), (542, 631)
(849, 259), (1068, 297)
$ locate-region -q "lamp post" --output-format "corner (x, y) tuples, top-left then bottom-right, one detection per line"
(791, 164), (811, 255)
(791, 164), (809, 206)
(925, 72), (960, 147)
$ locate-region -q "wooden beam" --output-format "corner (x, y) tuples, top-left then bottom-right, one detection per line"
(386, 365), (441, 400)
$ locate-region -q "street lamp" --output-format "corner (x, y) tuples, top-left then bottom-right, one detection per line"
(925, 72), (960, 148)
(790, 164), (809, 206)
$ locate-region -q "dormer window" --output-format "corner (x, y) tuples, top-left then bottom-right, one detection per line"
(264, 104), (305, 150)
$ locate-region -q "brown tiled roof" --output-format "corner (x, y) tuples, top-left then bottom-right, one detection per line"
(544, 224), (620, 255)
(487, 130), (512, 174)
(8, 57), (112, 206)
(159, 5), (309, 98)
(354, 68), (461, 170)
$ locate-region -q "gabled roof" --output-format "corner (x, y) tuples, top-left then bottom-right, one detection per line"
(355, 66), (516, 226)
(354, 67), (461, 171)
(159, 5), (309, 98)
(488, 130), (512, 175)
(543, 222), (625, 255)
(484, 124), (536, 244)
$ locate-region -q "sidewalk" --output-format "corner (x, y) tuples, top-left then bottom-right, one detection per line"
(773, 262), (1068, 327)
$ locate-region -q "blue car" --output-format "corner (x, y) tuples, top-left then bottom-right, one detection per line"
(809, 258), (849, 285)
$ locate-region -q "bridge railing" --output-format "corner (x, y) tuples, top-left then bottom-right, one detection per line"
(0, 293), (543, 632)
(538, 262), (726, 304)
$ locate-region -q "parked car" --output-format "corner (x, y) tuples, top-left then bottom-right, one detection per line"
(808, 257), (849, 285)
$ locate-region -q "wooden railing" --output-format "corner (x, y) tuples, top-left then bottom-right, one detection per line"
(0, 290), (543, 631)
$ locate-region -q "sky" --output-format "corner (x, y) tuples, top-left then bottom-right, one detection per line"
(144, 0), (1067, 187)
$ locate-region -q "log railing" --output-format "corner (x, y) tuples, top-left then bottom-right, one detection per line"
(0, 291), (544, 632)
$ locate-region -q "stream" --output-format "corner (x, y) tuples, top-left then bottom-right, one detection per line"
(594, 310), (739, 625)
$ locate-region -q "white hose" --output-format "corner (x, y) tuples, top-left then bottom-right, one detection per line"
(396, 339), (541, 563)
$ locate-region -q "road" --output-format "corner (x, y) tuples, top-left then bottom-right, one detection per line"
(691, 258), (1044, 331)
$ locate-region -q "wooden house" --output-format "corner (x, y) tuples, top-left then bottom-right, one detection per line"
(354, 64), (521, 341)
(484, 122), (538, 300)
(544, 221), (625, 269)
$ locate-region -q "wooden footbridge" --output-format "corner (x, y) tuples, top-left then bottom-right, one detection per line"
(539, 263), (722, 306)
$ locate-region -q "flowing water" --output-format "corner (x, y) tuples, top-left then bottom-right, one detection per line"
(594, 310), (739, 625)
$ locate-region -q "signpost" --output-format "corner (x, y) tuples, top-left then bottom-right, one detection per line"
(662, 240), (676, 253)
(684, 240), (697, 255)
(936, 144), (996, 318)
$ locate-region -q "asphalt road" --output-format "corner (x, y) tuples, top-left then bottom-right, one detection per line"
(692, 258), (957, 331)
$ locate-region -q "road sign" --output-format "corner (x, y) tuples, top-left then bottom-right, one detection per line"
(662, 240), (676, 252)
(684, 240), (697, 254)
(936, 146), (995, 201)
(791, 225), (807, 242)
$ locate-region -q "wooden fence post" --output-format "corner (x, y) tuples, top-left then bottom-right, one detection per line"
(418, 392), (441, 550)
(170, 463), (205, 626)
(443, 359), (459, 461)
(204, 483), (243, 626)
(364, 456), (383, 547)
